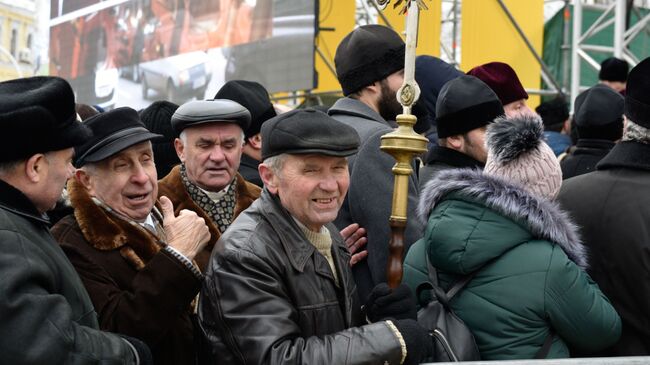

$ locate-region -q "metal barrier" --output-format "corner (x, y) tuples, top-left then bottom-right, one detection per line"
(424, 357), (650, 365)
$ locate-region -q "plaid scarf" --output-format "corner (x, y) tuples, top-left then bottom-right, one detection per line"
(180, 164), (236, 233)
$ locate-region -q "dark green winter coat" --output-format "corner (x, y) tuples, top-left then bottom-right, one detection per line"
(402, 169), (621, 360)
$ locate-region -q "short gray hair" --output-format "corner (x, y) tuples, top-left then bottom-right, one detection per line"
(262, 154), (288, 176)
(178, 128), (245, 146)
(0, 159), (22, 176)
(622, 118), (650, 144)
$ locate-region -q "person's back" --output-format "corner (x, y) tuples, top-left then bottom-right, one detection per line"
(404, 115), (621, 359)
(558, 56), (650, 356)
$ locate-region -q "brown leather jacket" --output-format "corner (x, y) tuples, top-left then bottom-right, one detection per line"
(198, 189), (403, 364)
(157, 165), (261, 271)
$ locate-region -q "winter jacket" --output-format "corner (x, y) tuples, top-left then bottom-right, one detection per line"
(198, 188), (403, 364)
(157, 164), (261, 271)
(329, 97), (423, 300)
(558, 141), (650, 355)
(402, 169), (621, 360)
(0, 179), (136, 364)
(238, 153), (262, 187)
(544, 131), (572, 156)
(560, 139), (615, 179)
(51, 178), (202, 365)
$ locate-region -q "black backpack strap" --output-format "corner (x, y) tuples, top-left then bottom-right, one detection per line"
(535, 330), (555, 359)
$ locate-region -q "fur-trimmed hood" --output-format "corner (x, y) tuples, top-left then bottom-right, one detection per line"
(419, 168), (588, 268)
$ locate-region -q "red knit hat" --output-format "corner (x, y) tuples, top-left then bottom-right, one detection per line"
(467, 62), (528, 106)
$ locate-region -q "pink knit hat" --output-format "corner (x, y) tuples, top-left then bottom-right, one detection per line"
(484, 114), (562, 200)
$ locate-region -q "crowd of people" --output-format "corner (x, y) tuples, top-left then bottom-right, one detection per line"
(1, 24), (649, 365)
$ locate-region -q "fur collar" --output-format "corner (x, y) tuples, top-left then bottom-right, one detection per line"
(419, 168), (588, 268)
(67, 178), (161, 270)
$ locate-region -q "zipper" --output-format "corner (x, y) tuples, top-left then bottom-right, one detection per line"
(433, 329), (459, 362)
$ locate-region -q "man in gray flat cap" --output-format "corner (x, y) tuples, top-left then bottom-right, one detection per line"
(158, 99), (262, 272)
(51, 107), (210, 365)
(199, 109), (433, 365)
(0, 76), (151, 364)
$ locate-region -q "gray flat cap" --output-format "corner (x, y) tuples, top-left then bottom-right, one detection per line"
(171, 99), (251, 135)
(261, 108), (360, 160)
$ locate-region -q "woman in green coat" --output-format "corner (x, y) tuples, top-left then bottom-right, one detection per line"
(403, 115), (621, 360)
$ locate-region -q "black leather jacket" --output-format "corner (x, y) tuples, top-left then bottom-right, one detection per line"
(198, 189), (402, 364)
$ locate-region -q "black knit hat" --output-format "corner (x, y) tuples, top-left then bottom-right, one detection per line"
(334, 24), (405, 96)
(624, 57), (650, 128)
(215, 80), (277, 139)
(139, 100), (180, 177)
(574, 84), (624, 141)
(171, 99), (251, 135)
(435, 75), (504, 138)
(0, 76), (91, 162)
(261, 108), (360, 160)
(599, 57), (629, 82)
(75, 107), (162, 167)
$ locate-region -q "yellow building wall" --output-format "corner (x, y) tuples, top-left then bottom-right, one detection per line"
(0, 6), (35, 80)
(313, 0), (356, 94)
(461, 0), (544, 108)
(379, 0), (441, 57)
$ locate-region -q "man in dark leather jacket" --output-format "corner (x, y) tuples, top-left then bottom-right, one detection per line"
(199, 109), (432, 365)
(0, 77), (150, 364)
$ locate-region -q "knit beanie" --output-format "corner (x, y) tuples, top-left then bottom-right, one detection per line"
(139, 100), (180, 178)
(484, 114), (562, 200)
(435, 75), (504, 138)
(574, 84), (624, 141)
(334, 24), (405, 96)
(599, 57), (629, 82)
(467, 62), (528, 105)
(624, 56), (650, 128)
(214, 80), (277, 138)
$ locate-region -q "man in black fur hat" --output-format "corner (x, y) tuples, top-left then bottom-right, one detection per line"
(0, 76), (151, 364)
(558, 56), (650, 356)
(328, 24), (424, 301)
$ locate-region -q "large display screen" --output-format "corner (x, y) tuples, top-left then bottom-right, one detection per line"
(49, 0), (317, 109)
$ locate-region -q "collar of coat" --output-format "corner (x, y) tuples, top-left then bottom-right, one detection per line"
(596, 140), (650, 172)
(424, 145), (485, 168)
(328, 97), (397, 128)
(67, 178), (161, 269)
(418, 168), (588, 268)
(0, 179), (49, 224)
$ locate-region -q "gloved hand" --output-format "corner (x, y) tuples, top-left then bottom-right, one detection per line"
(393, 319), (434, 365)
(121, 335), (153, 365)
(365, 283), (417, 322)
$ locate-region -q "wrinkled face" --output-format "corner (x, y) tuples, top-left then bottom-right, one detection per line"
(503, 99), (534, 117)
(462, 126), (488, 163)
(175, 122), (244, 192)
(39, 148), (76, 213)
(82, 141), (157, 222)
(377, 69), (404, 122)
(266, 154), (349, 232)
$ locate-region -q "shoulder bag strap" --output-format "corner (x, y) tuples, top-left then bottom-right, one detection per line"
(535, 330), (555, 359)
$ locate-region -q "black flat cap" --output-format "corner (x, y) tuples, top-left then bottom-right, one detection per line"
(261, 108), (360, 160)
(215, 80), (276, 139)
(574, 84), (624, 140)
(171, 99), (251, 135)
(0, 76), (91, 162)
(436, 75), (504, 138)
(75, 107), (162, 167)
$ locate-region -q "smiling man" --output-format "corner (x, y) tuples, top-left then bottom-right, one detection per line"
(199, 109), (433, 365)
(51, 107), (211, 365)
(158, 99), (262, 271)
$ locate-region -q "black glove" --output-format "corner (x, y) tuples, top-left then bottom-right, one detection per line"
(365, 283), (417, 322)
(393, 319), (434, 365)
(121, 335), (153, 365)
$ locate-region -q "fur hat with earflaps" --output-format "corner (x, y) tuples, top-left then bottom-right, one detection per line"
(484, 114), (562, 200)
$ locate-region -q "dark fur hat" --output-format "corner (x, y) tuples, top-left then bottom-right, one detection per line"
(0, 76), (91, 162)
(215, 80), (276, 139)
(599, 57), (628, 82)
(624, 57), (650, 128)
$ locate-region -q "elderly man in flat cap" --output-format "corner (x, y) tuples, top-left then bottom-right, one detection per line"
(199, 109), (433, 365)
(0, 77), (151, 364)
(51, 107), (210, 365)
(158, 99), (262, 271)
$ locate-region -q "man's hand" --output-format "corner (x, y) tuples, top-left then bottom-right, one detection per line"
(340, 223), (368, 267)
(160, 196), (210, 261)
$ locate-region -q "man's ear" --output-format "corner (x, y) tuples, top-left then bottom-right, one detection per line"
(24, 154), (46, 183)
(248, 134), (262, 150)
(446, 134), (464, 151)
(174, 138), (185, 162)
(75, 169), (94, 194)
(258, 164), (277, 193)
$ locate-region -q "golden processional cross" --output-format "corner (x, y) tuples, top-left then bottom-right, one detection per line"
(376, 0), (429, 288)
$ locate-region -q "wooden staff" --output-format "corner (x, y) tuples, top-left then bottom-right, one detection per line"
(377, 0), (429, 288)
